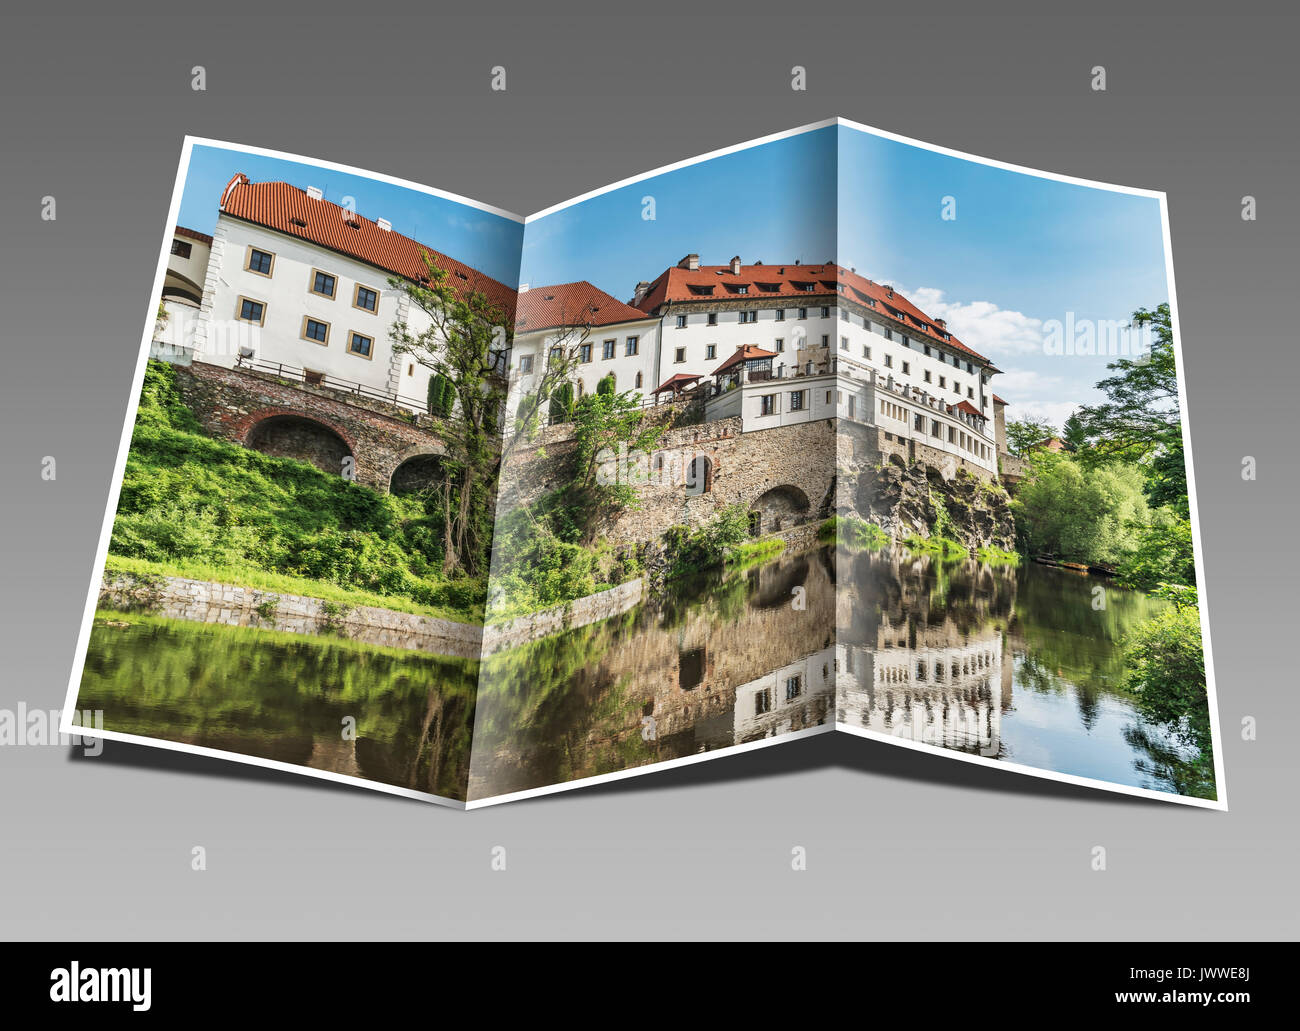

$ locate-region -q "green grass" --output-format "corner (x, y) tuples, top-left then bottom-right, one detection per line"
(104, 555), (478, 623)
(107, 360), (485, 622)
(902, 534), (969, 559)
(820, 516), (890, 550)
(724, 537), (786, 568)
(975, 544), (1021, 566)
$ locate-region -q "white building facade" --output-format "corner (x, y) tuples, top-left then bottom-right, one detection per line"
(191, 174), (516, 414)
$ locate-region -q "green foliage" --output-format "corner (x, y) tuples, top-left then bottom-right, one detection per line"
(426, 373), (455, 417)
(596, 373), (616, 396)
(110, 360), (484, 620)
(975, 544), (1020, 565)
(820, 516), (889, 550)
(548, 382), (575, 424)
(1115, 512), (1196, 592)
(1122, 603), (1210, 753)
(1011, 451), (1151, 566)
(902, 534), (968, 559)
(1005, 418), (1056, 457)
(664, 506), (753, 578)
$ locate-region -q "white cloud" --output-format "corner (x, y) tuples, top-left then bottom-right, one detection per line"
(905, 287), (1045, 358)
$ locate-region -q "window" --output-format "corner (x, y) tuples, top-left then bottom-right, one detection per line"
(884, 354), (893, 368)
(171, 239), (192, 258)
(707, 312), (717, 326)
(820, 306), (830, 318)
(968, 387), (975, 399)
(676, 315), (688, 329)
(848, 395), (856, 418)
(902, 361), (910, 375)
(760, 393), (776, 416)
(826, 390), (833, 404)
(924, 370), (932, 383)
(519, 354), (534, 374)
(939, 376), (946, 388)
(625, 336), (639, 356)
(635, 371), (643, 388)
(840, 309), (850, 322)
(579, 343), (593, 363)
(840, 336), (849, 350)
(774, 338), (784, 352)
(790, 389), (804, 411)
(347, 331), (374, 359)
(755, 689), (772, 716)
(820, 335), (829, 347)
(966, 362), (974, 374)
(739, 310), (757, 324)
(774, 308), (785, 321)
(674, 347), (686, 363)
(236, 296), (266, 325)
(310, 269), (337, 298)
(706, 344), (717, 359)
(953, 380), (960, 394)
(864, 345), (872, 359)
(798, 307), (808, 319)
(735, 285), (748, 294)
(300, 316), (330, 345)
(353, 284), (379, 313)
(245, 247), (274, 276)
(785, 676), (802, 701)
(602, 339), (615, 360)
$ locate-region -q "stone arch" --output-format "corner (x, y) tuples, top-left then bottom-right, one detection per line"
(748, 484), (811, 534)
(245, 411), (355, 477)
(389, 445), (450, 496)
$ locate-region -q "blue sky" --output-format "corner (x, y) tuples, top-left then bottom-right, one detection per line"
(519, 127), (837, 298)
(521, 123), (1171, 427)
(177, 144), (524, 287)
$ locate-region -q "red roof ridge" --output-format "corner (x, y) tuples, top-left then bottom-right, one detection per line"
(218, 174), (516, 318)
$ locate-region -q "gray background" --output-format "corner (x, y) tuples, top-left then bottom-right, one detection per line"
(0, 0), (1294, 940)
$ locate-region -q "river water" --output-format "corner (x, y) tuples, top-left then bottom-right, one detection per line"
(77, 544), (1215, 803)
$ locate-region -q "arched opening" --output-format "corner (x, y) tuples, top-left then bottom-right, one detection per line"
(684, 454), (713, 496)
(748, 484), (811, 533)
(246, 415), (352, 476)
(390, 452), (446, 496)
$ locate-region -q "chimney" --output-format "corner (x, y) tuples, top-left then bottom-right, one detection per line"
(376, 217), (392, 232)
(632, 280), (650, 305)
(884, 284), (894, 297)
(518, 283), (530, 293)
(306, 185), (324, 201)
(935, 318), (946, 330)
(729, 256), (741, 274)
(678, 254), (699, 271)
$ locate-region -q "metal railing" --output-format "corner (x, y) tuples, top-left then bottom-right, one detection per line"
(234, 355), (429, 413)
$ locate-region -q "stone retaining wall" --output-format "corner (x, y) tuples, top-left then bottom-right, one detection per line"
(481, 579), (645, 654)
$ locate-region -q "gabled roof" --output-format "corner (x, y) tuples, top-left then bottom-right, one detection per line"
(952, 400), (985, 418)
(992, 394), (1008, 405)
(218, 174), (516, 318)
(174, 225), (213, 245)
(515, 281), (653, 334)
(712, 344), (778, 376)
(651, 373), (703, 395)
(634, 259), (989, 365)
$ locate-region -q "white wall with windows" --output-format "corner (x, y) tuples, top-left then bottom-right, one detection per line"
(656, 303), (838, 386)
(197, 215), (440, 411)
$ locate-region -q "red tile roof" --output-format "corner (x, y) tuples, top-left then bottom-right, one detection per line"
(952, 400), (985, 418)
(218, 174), (516, 318)
(651, 373), (703, 395)
(634, 259), (989, 365)
(174, 225), (213, 245)
(992, 394), (1008, 405)
(712, 344), (778, 376)
(515, 281), (653, 334)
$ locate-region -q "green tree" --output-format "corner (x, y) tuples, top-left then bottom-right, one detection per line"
(596, 373), (616, 396)
(1122, 604), (1209, 753)
(548, 382), (575, 424)
(1061, 412), (1088, 452)
(387, 253), (512, 577)
(1012, 452), (1151, 565)
(426, 373), (455, 418)
(1005, 418), (1056, 457)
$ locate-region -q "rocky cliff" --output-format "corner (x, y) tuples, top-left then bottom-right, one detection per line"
(851, 456), (1015, 551)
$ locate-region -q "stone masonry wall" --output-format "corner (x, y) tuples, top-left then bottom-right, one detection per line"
(174, 360), (451, 491)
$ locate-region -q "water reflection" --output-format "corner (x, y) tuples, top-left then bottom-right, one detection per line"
(78, 542), (1214, 804)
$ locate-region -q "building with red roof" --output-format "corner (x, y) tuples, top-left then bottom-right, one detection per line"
(189, 174), (518, 413)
